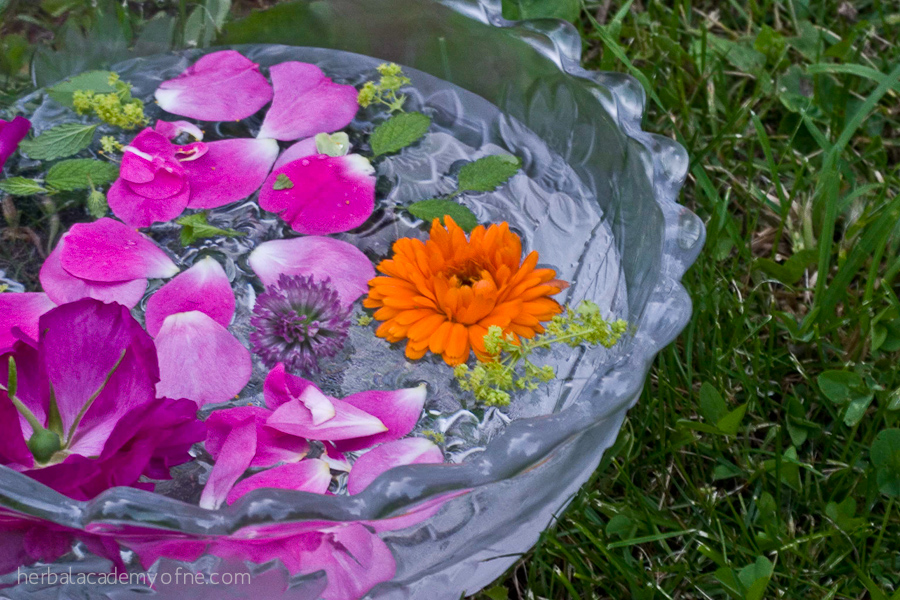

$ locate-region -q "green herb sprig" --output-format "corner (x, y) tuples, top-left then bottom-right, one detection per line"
(454, 301), (628, 407)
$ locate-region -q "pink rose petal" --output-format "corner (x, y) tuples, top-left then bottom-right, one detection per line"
(144, 256), (235, 337)
(183, 138), (279, 209)
(199, 417), (257, 510)
(257, 62), (358, 141)
(205, 405), (310, 469)
(154, 120), (204, 141)
(347, 438), (443, 495)
(258, 154), (375, 235)
(307, 524), (397, 600)
(0, 116), (31, 169)
(262, 363), (316, 411)
(60, 218), (179, 282)
(272, 137), (318, 171)
(155, 311), (251, 406)
(248, 236), (374, 307)
(155, 50), (273, 122)
(266, 386), (387, 442)
(0, 293), (56, 351)
(226, 458), (331, 505)
(107, 177), (191, 229)
(332, 384), (427, 453)
(40, 239), (148, 308)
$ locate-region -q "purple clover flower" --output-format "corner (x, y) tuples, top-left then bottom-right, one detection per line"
(250, 274), (351, 374)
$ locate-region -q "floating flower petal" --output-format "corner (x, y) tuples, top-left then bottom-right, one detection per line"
(199, 416), (257, 510)
(332, 384), (427, 453)
(182, 138), (279, 209)
(39, 237), (148, 309)
(144, 256), (235, 337)
(60, 218), (179, 282)
(0, 116), (30, 169)
(0, 293), (57, 351)
(347, 438), (443, 495)
(226, 458), (331, 505)
(205, 405), (310, 470)
(155, 311), (251, 406)
(108, 128), (191, 227)
(154, 119), (204, 141)
(155, 50), (273, 122)
(258, 154), (375, 235)
(249, 237), (374, 307)
(365, 217), (565, 365)
(257, 62), (358, 141)
(272, 136), (318, 171)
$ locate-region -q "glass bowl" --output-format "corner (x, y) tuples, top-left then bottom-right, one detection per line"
(0, 0), (704, 597)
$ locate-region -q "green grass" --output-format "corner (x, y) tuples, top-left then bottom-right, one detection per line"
(2, 1), (900, 599)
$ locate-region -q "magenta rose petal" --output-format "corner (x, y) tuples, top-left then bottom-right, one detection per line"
(0, 363), (32, 467)
(248, 236), (375, 307)
(0, 293), (56, 351)
(266, 387), (387, 442)
(257, 62), (358, 141)
(347, 438), (443, 495)
(0, 115), (30, 169)
(39, 239), (148, 309)
(155, 311), (251, 406)
(332, 384), (427, 453)
(272, 137), (318, 171)
(306, 523), (397, 600)
(258, 154), (375, 235)
(39, 299), (158, 442)
(205, 404), (310, 468)
(182, 138), (279, 209)
(60, 218), (179, 282)
(107, 177), (191, 229)
(154, 119), (204, 141)
(261, 363), (317, 411)
(155, 50), (273, 122)
(144, 256), (235, 337)
(199, 417), (258, 510)
(226, 458), (332, 505)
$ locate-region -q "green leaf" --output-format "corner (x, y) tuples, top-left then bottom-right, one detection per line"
(753, 248), (817, 285)
(699, 382), (727, 424)
(177, 211), (245, 246)
(482, 586), (508, 600)
(716, 403), (747, 435)
(18, 123), (97, 161)
(407, 199), (479, 232)
(737, 556), (774, 600)
(604, 514), (632, 538)
(370, 112), (431, 157)
(457, 154), (521, 193)
(0, 177), (49, 196)
(45, 159), (119, 191)
(817, 370), (863, 404)
(273, 173), (294, 190)
(47, 70), (118, 108)
(871, 428), (900, 497)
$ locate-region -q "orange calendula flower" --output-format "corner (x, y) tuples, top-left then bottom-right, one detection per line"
(364, 216), (565, 366)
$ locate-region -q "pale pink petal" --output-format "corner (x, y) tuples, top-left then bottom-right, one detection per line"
(199, 417), (257, 510)
(248, 236), (374, 307)
(154, 120), (204, 141)
(40, 238), (148, 308)
(347, 438), (443, 495)
(60, 218), (179, 282)
(155, 50), (273, 122)
(321, 442), (351, 472)
(155, 311), (251, 406)
(272, 137), (318, 171)
(107, 176), (191, 228)
(183, 138), (279, 209)
(0, 293), (56, 351)
(257, 62), (358, 141)
(266, 389), (387, 442)
(226, 458), (331, 505)
(144, 256), (235, 337)
(307, 524), (396, 600)
(258, 154), (375, 235)
(332, 384), (427, 453)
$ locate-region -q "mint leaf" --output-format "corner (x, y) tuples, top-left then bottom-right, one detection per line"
(18, 123), (98, 161)
(457, 154), (521, 193)
(0, 177), (49, 196)
(47, 71), (118, 108)
(273, 173), (294, 190)
(370, 111), (431, 157)
(45, 159), (119, 191)
(177, 211), (245, 246)
(408, 199), (478, 232)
